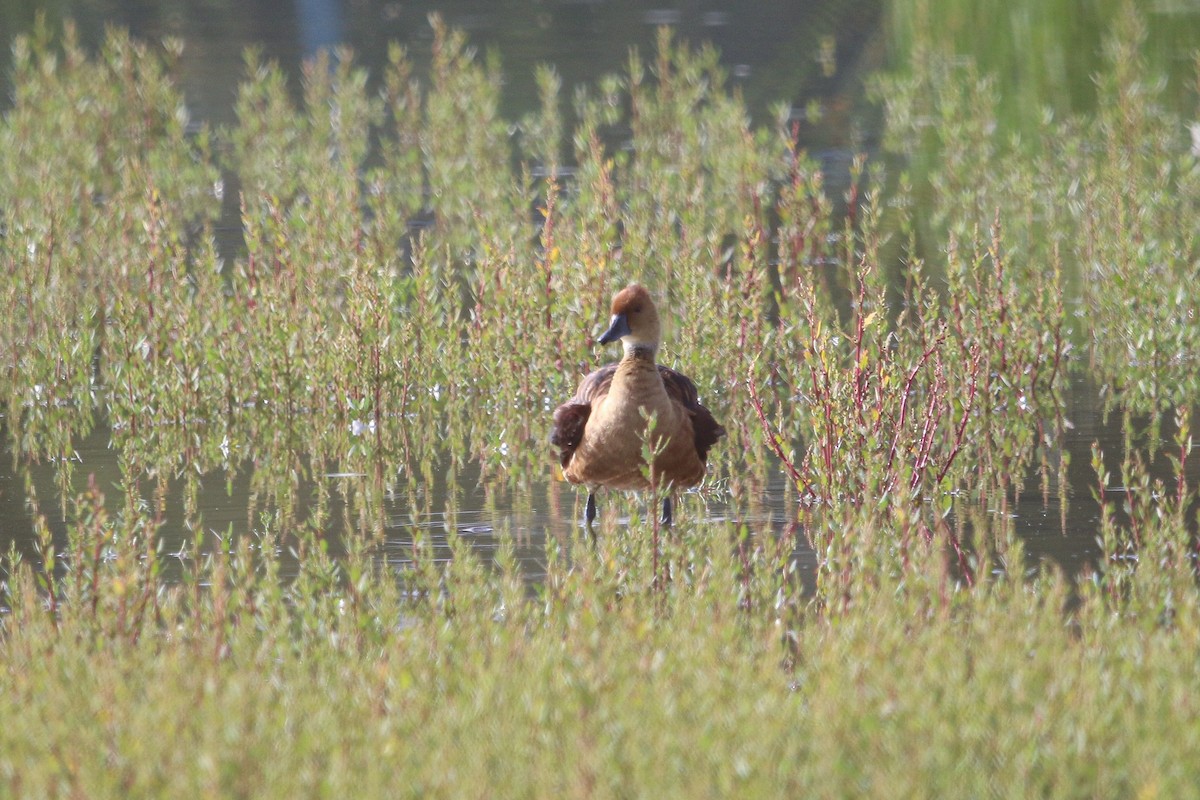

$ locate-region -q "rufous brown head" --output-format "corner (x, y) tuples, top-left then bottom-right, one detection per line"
(598, 284), (661, 355)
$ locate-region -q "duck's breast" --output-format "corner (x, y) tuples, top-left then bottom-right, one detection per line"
(566, 360), (705, 488)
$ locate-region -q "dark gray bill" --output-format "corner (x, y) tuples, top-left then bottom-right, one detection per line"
(597, 313), (631, 344)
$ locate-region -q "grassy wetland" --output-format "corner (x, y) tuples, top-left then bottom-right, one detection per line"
(3, 3), (1200, 795)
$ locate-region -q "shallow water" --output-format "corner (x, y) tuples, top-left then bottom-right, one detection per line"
(0, 413), (805, 583)
(3, 372), (1193, 588)
(2, 0), (1198, 585)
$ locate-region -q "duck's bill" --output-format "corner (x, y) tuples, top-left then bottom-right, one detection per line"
(598, 313), (631, 344)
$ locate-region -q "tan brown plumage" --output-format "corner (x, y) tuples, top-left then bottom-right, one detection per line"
(551, 284), (724, 525)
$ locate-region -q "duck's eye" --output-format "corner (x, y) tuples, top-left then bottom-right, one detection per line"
(630, 305), (643, 314)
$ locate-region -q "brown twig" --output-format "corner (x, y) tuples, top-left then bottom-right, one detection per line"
(746, 367), (813, 500)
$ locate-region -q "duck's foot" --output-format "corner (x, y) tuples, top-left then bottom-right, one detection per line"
(585, 492), (597, 527)
(661, 496), (673, 527)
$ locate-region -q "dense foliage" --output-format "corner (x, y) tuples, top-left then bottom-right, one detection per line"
(1, 5), (1198, 796)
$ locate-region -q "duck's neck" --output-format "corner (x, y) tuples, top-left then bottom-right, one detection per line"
(622, 341), (657, 362)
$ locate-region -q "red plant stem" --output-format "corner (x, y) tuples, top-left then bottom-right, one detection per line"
(802, 304), (835, 489)
(885, 333), (944, 481)
(910, 372), (942, 492)
(851, 261), (869, 414)
(944, 522), (975, 588)
(821, 360), (834, 485)
(1177, 408), (1189, 508)
(746, 369), (812, 499)
(935, 345), (982, 484)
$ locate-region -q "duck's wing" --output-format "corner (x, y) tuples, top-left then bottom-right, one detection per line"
(551, 364), (618, 467)
(658, 365), (726, 462)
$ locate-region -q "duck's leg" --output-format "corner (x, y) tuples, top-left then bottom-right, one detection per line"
(585, 492), (598, 527)
(661, 495), (674, 527)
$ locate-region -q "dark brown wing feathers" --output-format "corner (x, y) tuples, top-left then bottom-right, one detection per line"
(550, 403), (591, 467)
(551, 362), (724, 467)
(659, 365), (725, 461)
(570, 364), (618, 405)
(550, 364), (615, 467)
(656, 366), (699, 407)
(687, 404), (725, 462)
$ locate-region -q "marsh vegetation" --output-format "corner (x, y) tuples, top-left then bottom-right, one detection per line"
(2, 2), (1200, 795)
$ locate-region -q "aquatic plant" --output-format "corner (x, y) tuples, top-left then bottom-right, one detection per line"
(1, 5), (1199, 795)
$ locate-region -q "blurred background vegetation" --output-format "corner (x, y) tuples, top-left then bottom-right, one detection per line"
(4, 0), (1197, 137)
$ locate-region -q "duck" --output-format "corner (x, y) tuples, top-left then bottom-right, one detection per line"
(551, 284), (725, 526)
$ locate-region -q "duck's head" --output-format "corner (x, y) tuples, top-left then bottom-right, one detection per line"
(598, 284), (661, 356)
